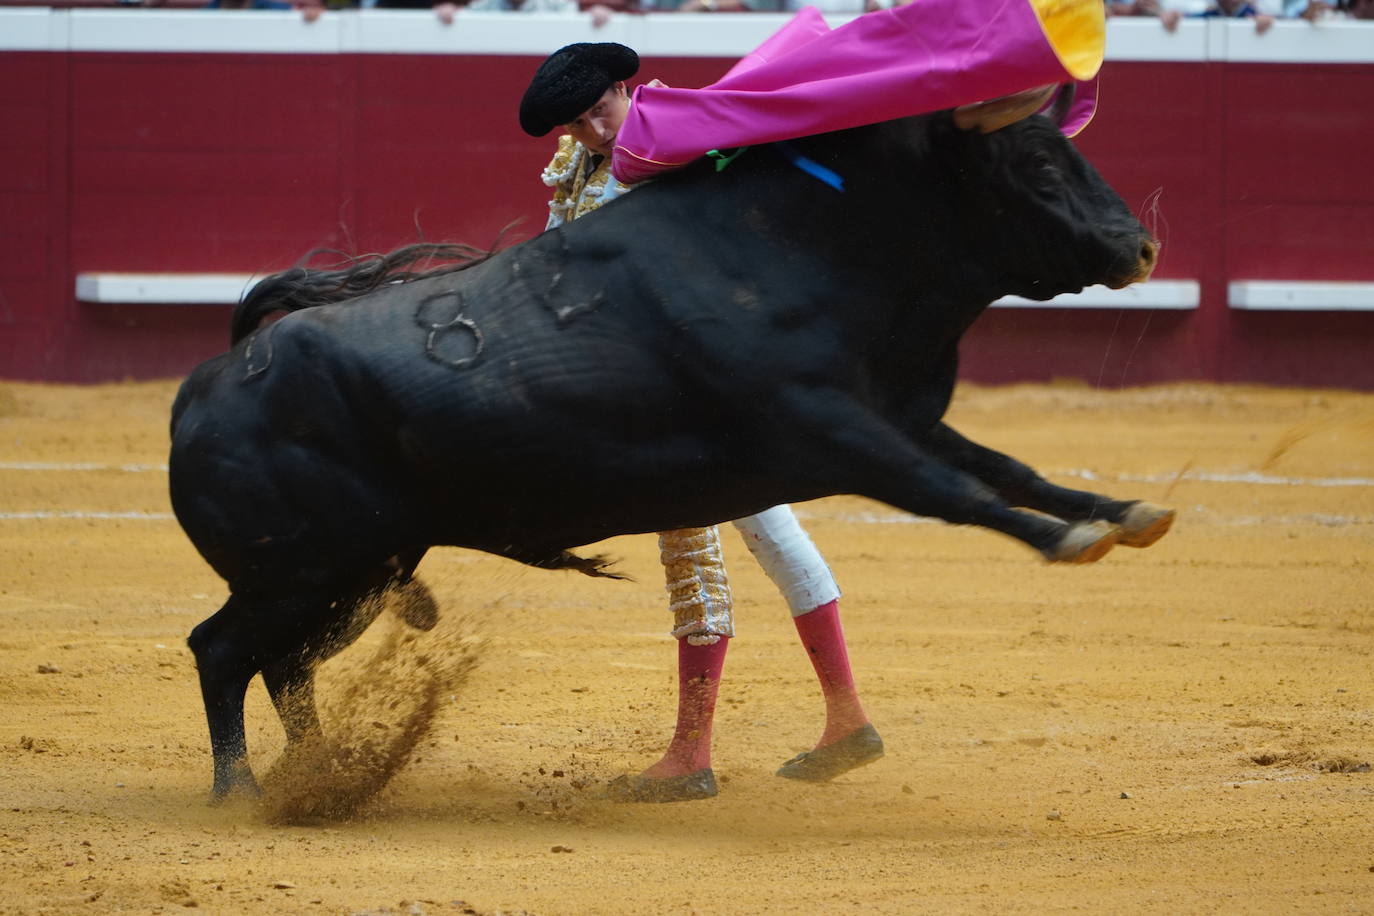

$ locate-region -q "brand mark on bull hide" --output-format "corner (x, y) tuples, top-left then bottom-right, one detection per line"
(242, 321), (280, 382)
(512, 231), (605, 328)
(414, 289), (484, 371)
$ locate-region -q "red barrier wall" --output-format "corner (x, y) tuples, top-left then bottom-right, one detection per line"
(1, 14), (1372, 387)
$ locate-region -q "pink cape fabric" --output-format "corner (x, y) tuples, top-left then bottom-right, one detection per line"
(611, 0), (1100, 186)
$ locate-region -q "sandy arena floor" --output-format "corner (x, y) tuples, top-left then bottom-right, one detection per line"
(1, 378), (1372, 915)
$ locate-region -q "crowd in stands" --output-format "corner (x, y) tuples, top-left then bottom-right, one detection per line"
(198, 0), (969, 16)
(206, 0), (1374, 24)
(8, 0), (1370, 24)
(1108, 0), (1372, 32)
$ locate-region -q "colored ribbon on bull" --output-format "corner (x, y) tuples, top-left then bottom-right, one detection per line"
(611, 0), (1105, 186)
(705, 147), (751, 173)
(774, 141), (845, 192)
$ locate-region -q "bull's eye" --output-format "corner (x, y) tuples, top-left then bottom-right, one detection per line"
(1030, 152), (1061, 189)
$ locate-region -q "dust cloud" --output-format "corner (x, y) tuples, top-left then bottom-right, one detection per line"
(259, 586), (484, 824)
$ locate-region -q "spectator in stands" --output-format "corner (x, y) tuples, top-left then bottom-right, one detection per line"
(1197, 0), (1277, 31)
(1108, 0), (1278, 32)
(1106, 0), (1166, 19)
(464, 0), (617, 25)
(1286, 0), (1374, 17)
(372, 0), (461, 25)
(651, 0), (905, 11)
(207, 0), (324, 21)
(783, 0), (881, 11)
(640, 0), (782, 9)
(1105, 0), (1187, 29)
(373, 0), (617, 27)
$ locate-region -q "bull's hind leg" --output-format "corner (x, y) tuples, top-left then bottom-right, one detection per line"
(188, 581), (391, 803)
(383, 550), (441, 631)
(188, 595), (267, 801)
(258, 575), (410, 749)
(922, 423), (1175, 549)
(256, 575), (403, 750)
(261, 654), (322, 746)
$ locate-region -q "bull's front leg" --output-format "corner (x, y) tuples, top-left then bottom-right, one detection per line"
(919, 423), (1174, 549)
(779, 389), (1118, 563)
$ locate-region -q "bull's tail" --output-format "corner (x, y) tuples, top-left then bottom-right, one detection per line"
(506, 548), (630, 580)
(230, 242), (494, 345)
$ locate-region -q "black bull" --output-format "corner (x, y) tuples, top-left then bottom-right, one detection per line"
(170, 111), (1167, 800)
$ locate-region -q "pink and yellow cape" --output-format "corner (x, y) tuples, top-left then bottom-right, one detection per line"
(611, 0), (1104, 186)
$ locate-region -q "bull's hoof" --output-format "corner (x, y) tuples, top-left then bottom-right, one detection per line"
(605, 769), (718, 803)
(391, 580), (439, 631)
(776, 723), (885, 782)
(1045, 520), (1120, 564)
(1117, 501), (1175, 548)
(208, 773), (261, 806)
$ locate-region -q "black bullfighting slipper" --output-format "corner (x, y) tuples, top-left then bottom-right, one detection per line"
(775, 723), (885, 782)
(605, 769), (718, 803)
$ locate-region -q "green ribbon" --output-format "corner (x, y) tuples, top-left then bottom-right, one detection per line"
(706, 147), (751, 173)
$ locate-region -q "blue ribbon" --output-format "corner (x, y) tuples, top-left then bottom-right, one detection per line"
(774, 141), (845, 192)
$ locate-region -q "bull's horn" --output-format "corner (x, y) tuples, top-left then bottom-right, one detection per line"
(953, 84), (1058, 134)
(1047, 82), (1077, 128)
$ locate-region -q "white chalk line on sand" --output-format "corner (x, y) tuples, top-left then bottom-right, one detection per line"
(0, 510), (175, 520)
(1060, 468), (1374, 488)
(3, 461), (1370, 488)
(0, 462), (168, 472)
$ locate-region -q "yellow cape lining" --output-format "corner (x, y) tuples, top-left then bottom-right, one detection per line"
(1027, 0), (1105, 82)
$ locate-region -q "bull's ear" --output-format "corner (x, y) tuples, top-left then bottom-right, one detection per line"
(953, 84), (1058, 134)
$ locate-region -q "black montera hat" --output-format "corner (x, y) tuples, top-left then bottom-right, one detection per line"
(519, 42), (639, 138)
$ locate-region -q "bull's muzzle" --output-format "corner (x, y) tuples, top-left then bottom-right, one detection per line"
(1107, 237), (1159, 289)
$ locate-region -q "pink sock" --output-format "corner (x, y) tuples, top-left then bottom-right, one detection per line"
(793, 600), (869, 746)
(642, 637), (728, 778)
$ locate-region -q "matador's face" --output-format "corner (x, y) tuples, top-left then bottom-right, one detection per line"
(563, 82), (630, 158)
